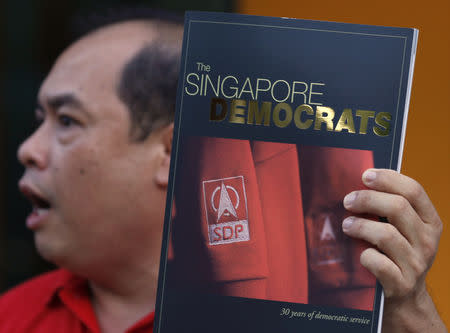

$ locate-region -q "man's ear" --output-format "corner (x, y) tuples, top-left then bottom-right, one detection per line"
(154, 123), (173, 188)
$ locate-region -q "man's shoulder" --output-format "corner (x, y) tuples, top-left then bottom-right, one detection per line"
(0, 269), (92, 332)
(0, 269), (68, 305)
(0, 269), (70, 325)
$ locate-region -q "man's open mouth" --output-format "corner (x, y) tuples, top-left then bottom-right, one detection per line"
(31, 193), (51, 209)
(19, 184), (52, 211)
(19, 182), (53, 229)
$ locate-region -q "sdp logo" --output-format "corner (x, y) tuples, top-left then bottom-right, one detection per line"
(202, 176), (250, 245)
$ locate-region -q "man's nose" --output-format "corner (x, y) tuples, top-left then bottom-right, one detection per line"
(17, 125), (49, 170)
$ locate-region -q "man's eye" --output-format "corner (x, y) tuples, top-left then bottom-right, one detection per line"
(58, 115), (76, 127)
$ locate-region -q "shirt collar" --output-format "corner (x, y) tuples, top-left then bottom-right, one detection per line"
(45, 269), (154, 333)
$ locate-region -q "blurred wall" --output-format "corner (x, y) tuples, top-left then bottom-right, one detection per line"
(237, 0), (450, 326)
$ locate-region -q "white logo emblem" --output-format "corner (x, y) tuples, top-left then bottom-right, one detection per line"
(202, 176), (250, 245)
(320, 216), (336, 241)
(212, 182), (239, 221)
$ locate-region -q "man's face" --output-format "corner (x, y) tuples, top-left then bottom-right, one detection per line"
(17, 23), (168, 273)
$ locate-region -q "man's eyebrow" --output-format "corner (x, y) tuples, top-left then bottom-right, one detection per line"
(36, 93), (84, 111)
(36, 93), (90, 119)
(46, 93), (85, 111)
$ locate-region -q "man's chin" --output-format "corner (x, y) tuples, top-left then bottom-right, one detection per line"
(34, 232), (67, 266)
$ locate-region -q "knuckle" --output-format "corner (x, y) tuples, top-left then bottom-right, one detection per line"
(376, 266), (402, 298)
(409, 255), (427, 277)
(375, 260), (392, 277)
(392, 195), (409, 213)
(395, 280), (412, 298)
(376, 224), (397, 249)
(360, 248), (374, 266)
(420, 232), (438, 263)
(406, 179), (425, 200)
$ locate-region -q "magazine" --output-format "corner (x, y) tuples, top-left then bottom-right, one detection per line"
(154, 11), (418, 333)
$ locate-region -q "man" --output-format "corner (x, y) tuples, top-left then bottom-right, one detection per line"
(0, 12), (446, 333)
(0, 16), (182, 333)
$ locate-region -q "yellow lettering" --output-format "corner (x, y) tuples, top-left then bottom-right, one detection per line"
(247, 100), (271, 126)
(356, 110), (375, 134)
(273, 103), (293, 128)
(314, 106), (335, 131)
(374, 112), (392, 136)
(210, 98), (227, 121)
(334, 109), (356, 133)
(229, 99), (246, 124)
(293, 104), (314, 130)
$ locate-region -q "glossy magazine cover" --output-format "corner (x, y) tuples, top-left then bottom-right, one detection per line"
(154, 11), (418, 333)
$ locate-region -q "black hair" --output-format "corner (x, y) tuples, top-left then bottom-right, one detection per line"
(72, 7), (183, 141)
(118, 39), (181, 141)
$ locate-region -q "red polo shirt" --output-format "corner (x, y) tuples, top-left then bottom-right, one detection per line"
(0, 269), (154, 333)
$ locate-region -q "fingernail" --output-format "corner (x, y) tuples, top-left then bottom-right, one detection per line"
(343, 192), (357, 207)
(342, 217), (354, 231)
(363, 169), (377, 183)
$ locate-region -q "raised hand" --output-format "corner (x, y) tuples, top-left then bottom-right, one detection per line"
(342, 169), (447, 333)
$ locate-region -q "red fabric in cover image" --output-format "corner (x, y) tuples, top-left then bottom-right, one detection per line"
(168, 136), (376, 311)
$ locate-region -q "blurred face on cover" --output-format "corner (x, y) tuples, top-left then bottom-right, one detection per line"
(17, 22), (171, 274)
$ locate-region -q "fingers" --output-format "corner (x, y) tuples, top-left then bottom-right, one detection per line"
(343, 189), (423, 245)
(342, 216), (411, 268)
(361, 169), (441, 227)
(342, 216), (424, 292)
(359, 247), (421, 299)
(342, 168), (443, 300)
(359, 248), (401, 298)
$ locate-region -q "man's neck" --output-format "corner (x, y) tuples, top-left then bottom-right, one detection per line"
(75, 220), (164, 333)
(89, 264), (158, 333)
